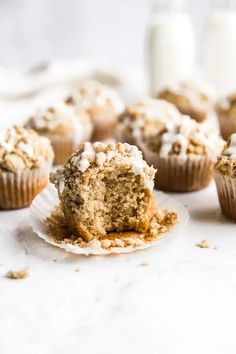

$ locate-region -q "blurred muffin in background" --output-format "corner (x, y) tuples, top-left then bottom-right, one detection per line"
(158, 81), (213, 122)
(214, 134), (236, 221)
(65, 80), (124, 141)
(114, 98), (182, 146)
(0, 125), (54, 209)
(216, 93), (236, 140)
(25, 103), (93, 165)
(138, 115), (224, 192)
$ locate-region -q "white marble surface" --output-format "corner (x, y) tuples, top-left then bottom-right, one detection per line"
(0, 182), (236, 354)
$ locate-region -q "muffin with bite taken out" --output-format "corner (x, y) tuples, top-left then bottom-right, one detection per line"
(49, 142), (178, 248)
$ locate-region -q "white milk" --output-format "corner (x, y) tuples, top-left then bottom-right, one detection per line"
(202, 10), (236, 96)
(147, 13), (195, 95)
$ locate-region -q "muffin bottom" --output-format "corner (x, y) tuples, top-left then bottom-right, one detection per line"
(214, 171), (236, 221)
(140, 143), (214, 192)
(0, 167), (50, 210)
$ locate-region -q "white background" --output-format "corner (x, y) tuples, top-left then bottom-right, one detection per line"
(0, 0), (228, 70)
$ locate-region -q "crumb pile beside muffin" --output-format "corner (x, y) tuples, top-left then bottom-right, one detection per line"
(139, 115), (224, 192)
(25, 103), (93, 165)
(158, 81), (213, 122)
(0, 125), (54, 209)
(214, 134), (236, 221)
(114, 98), (182, 146)
(48, 142), (178, 249)
(65, 80), (124, 141)
(216, 93), (236, 140)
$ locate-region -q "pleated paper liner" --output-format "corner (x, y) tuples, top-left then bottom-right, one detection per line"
(139, 142), (215, 192)
(49, 121), (93, 165)
(30, 185), (189, 255)
(214, 170), (236, 221)
(0, 165), (51, 210)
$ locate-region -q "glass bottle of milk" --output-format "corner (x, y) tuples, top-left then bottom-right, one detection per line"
(202, 1), (236, 96)
(147, 0), (195, 95)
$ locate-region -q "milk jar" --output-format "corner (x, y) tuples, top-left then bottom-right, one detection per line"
(147, 1), (195, 95)
(202, 7), (236, 96)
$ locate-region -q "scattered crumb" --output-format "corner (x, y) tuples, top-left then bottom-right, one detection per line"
(139, 261), (149, 267)
(75, 268), (80, 272)
(45, 205), (178, 250)
(53, 259), (57, 262)
(195, 240), (209, 249)
(6, 268), (30, 279)
(213, 246), (218, 250)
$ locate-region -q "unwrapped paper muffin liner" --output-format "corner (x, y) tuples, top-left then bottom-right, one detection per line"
(0, 165), (51, 210)
(140, 143), (215, 192)
(29, 185), (189, 256)
(214, 171), (236, 221)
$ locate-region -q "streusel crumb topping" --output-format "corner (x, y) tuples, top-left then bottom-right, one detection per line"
(51, 141), (156, 192)
(115, 98), (182, 143)
(25, 103), (84, 138)
(65, 80), (124, 114)
(215, 134), (236, 177)
(0, 125), (54, 172)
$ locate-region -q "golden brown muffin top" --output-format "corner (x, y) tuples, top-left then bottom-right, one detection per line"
(0, 125), (54, 172)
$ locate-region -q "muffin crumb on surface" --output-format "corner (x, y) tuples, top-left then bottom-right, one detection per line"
(195, 240), (209, 249)
(6, 268), (30, 279)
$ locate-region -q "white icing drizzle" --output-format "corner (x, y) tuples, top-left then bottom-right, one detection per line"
(17, 142), (34, 158)
(162, 81), (212, 110)
(27, 102), (84, 142)
(0, 127), (34, 157)
(64, 142), (155, 190)
(159, 116), (222, 158)
(223, 134), (236, 159)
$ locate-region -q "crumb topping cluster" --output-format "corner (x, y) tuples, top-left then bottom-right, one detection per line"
(215, 134), (236, 177)
(65, 80), (124, 114)
(146, 115), (224, 158)
(51, 142), (156, 192)
(0, 126), (54, 172)
(45, 205), (178, 250)
(159, 81), (212, 111)
(25, 103), (84, 138)
(116, 98), (182, 142)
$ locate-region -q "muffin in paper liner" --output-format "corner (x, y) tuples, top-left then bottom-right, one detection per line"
(49, 123), (93, 166)
(29, 185), (189, 256)
(218, 114), (236, 141)
(214, 170), (236, 221)
(140, 143), (215, 192)
(0, 164), (51, 210)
